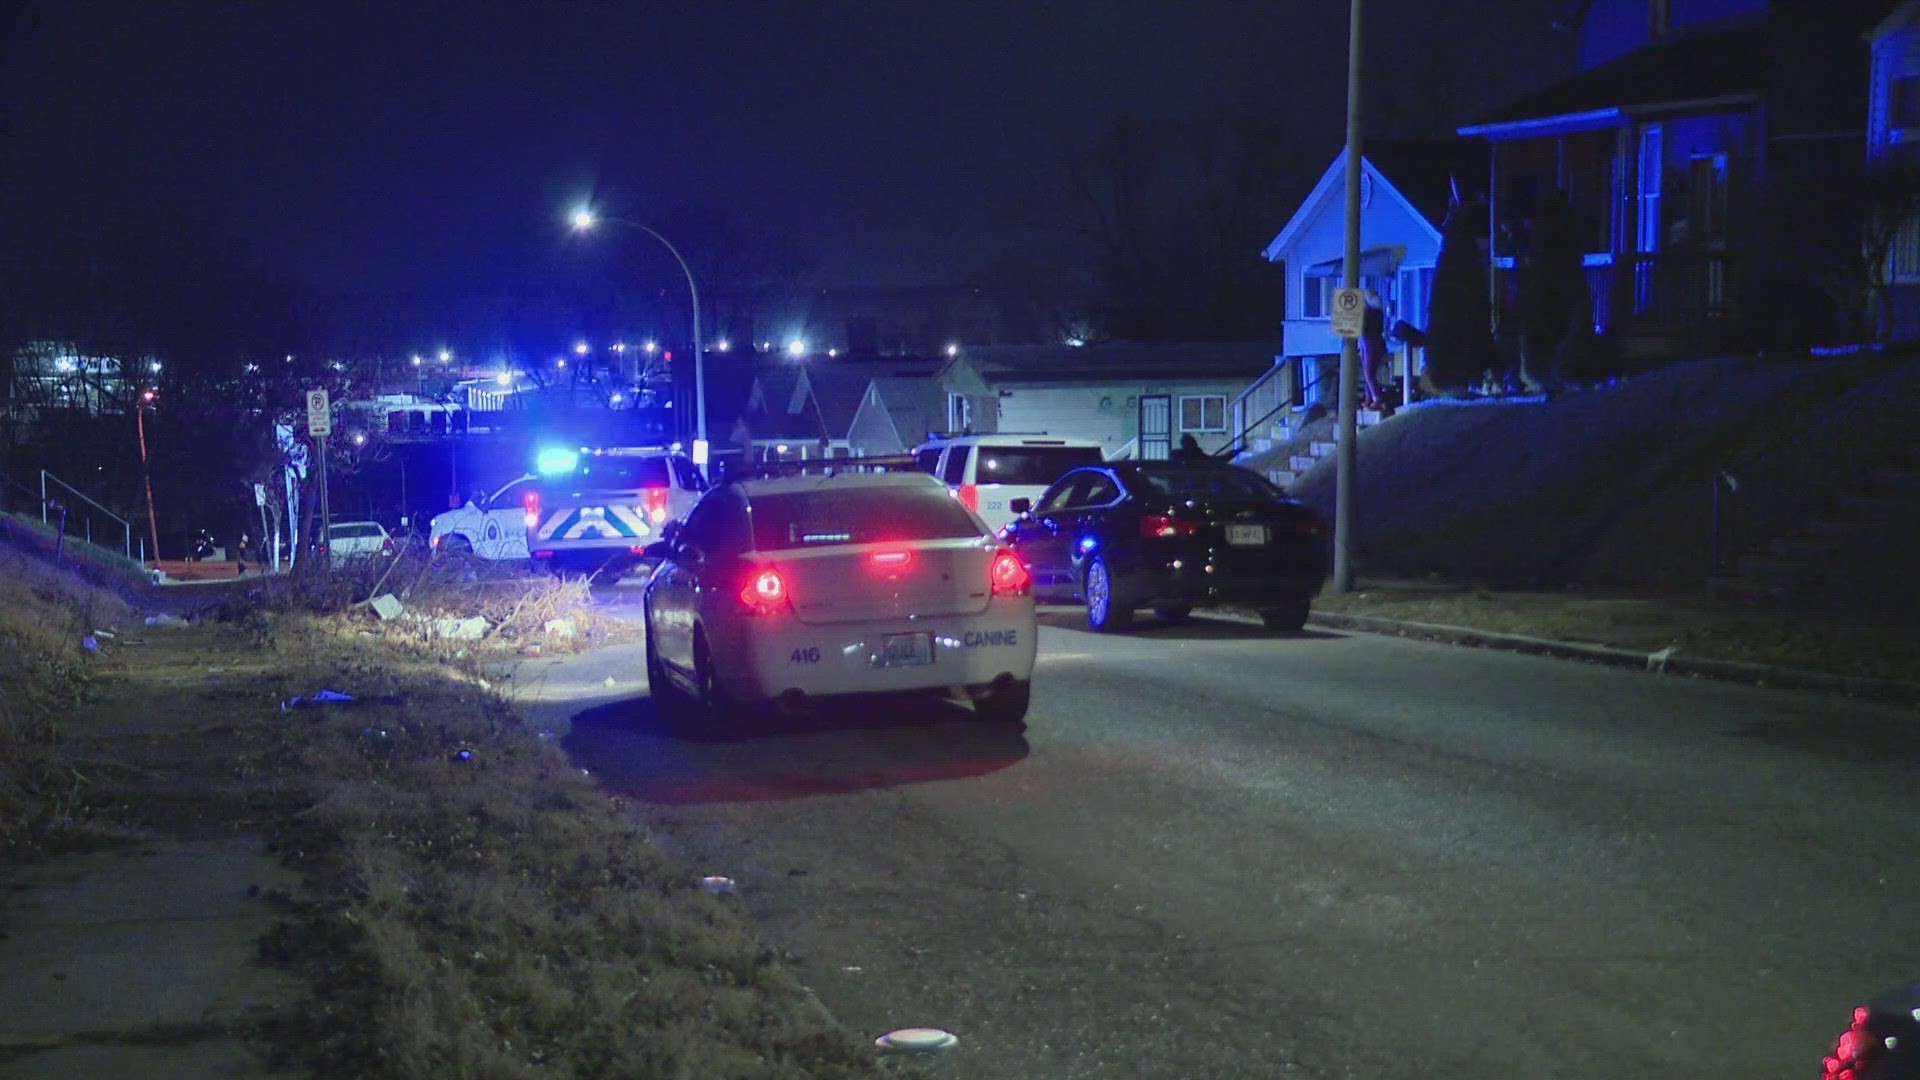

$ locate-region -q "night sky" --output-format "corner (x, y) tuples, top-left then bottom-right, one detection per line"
(4, 1), (1573, 297)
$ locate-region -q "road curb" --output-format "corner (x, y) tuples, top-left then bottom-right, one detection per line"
(1306, 610), (1920, 709)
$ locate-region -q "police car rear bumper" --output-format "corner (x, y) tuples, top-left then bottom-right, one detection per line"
(714, 605), (1038, 702)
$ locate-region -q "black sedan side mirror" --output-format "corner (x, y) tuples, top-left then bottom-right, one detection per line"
(1009, 497), (1032, 516)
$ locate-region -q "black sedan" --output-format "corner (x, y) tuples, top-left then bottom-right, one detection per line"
(999, 461), (1327, 632)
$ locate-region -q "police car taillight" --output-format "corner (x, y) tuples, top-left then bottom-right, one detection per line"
(740, 567), (789, 611)
(1823, 1006), (1884, 1080)
(524, 491), (540, 529)
(957, 484), (979, 513)
(644, 486), (669, 524)
(989, 548), (1029, 595)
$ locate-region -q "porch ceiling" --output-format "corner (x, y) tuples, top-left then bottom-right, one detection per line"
(1460, 16), (1767, 139)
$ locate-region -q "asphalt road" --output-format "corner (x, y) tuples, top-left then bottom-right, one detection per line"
(516, 606), (1920, 1079)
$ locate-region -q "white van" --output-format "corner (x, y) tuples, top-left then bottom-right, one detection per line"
(911, 434), (1106, 535)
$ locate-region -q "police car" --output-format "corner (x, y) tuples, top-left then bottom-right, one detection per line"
(526, 447), (706, 575)
(911, 433), (1106, 536)
(641, 466), (1037, 729)
(429, 474), (536, 560)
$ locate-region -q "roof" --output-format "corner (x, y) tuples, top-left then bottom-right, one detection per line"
(1463, 3), (1898, 138)
(1261, 142), (1485, 261)
(1461, 14), (1769, 136)
(1873, 0), (1920, 37)
(964, 343), (1278, 386)
(864, 376), (950, 444)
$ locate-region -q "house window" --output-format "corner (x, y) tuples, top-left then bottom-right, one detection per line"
(1892, 214), (1920, 285)
(1892, 75), (1920, 129)
(947, 393), (971, 432)
(1178, 395), (1226, 433)
(1299, 275), (1334, 319)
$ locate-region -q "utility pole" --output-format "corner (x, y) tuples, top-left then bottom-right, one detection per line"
(137, 390), (161, 566)
(1333, 0), (1365, 594)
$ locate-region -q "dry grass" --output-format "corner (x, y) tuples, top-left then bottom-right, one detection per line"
(221, 550), (639, 657)
(0, 538), (137, 860)
(250, 626), (881, 1078)
(1314, 583), (1920, 686)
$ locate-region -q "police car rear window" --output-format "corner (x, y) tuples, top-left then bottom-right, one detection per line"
(975, 446), (1103, 486)
(751, 488), (984, 550)
(560, 457), (670, 489)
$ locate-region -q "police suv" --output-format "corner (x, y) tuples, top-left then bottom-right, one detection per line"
(525, 447), (706, 575)
(911, 433), (1106, 536)
(641, 464), (1037, 729)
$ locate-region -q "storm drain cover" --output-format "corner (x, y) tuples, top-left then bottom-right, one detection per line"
(876, 1028), (958, 1053)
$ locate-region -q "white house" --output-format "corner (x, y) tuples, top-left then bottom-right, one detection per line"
(846, 344), (1276, 460)
(1236, 141), (1486, 450)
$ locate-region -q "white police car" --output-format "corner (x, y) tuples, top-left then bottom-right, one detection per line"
(642, 467), (1037, 729)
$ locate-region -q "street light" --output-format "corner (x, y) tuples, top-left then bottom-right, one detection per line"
(438, 349), (452, 363)
(571, 207), (707, 447)
(574, 341), (590, 356)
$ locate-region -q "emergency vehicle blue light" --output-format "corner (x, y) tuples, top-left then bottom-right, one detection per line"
(536, 447), (580, 475)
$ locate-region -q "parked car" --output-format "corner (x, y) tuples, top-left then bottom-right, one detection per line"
(999, 460), (1326, 632)
(910, 433), (1105, 535)
(642, 467), (1036, 731)
(430, 474), (536, 561)
(319, 520), (394, 566)
(1819, 978), (1919, 1079)
(527, 446), (706, 575)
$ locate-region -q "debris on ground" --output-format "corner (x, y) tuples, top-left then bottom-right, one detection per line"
(698, 875), (736, 894)
(81, 635), (100, 654)
(369, 594), (405, 621)
(145, 613), (190, 628)
(279, 689), (356, 712)
(433, 616), (488, 641)
(542, 617), (577, 639)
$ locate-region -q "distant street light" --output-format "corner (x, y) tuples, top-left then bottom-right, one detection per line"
(556, 358), (568, 369)
(574, 341), (590, 356)
(495, 371), (512, 386)
(946, 343), (960, 357)
(571, 207), (708, 447)
(716, 339), (731, 353)
(787, 340), (806, 358)
(643, 340), (657, 354)
(411, 354), (423, 367)
(438, 349), (452, 363)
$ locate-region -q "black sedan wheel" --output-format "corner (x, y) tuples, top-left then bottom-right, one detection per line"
(1261, 601), (1311, 632)
(1084, 556), (1134, 632)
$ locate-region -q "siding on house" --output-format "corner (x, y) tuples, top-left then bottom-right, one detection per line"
(995, 380), (1249, 458)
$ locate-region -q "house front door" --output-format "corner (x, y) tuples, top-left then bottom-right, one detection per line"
(1138, 395), (1171, 460)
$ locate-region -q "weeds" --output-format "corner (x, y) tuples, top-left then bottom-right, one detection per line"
(258, 647), (881, 1078)
(0, 538), (135, 861)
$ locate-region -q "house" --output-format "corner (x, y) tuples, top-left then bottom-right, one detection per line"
(846, 344), (1277, 460)
(1244, 141), (1489, 447)
(1870, 0), (1920, 336)
(1458, 0), (1902, 359)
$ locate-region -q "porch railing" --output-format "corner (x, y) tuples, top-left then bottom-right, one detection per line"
(1497, 251), (1739, 339)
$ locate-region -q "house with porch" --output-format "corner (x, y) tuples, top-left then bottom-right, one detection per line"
(1458, 0), (1901, 360)
(1870, 0), (1920, 337)
(1239, 141), (1488, 454)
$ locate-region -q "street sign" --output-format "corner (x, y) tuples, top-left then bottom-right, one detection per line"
(254, 482), (267, 507)
(306, 389), (331, 437)
(1331, 287), (1367, 339)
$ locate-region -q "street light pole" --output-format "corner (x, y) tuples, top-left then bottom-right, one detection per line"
(571, 212), (705, 448)
(136, 390), (161, 566)
(1333, 0), (1365, 594)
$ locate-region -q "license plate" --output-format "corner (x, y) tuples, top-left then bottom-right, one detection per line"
(871, 633), (933, 668)
(1227, 524), (1268, 546)
(871, 630), (936, 664)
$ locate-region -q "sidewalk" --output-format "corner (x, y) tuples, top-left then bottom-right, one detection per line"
(0, 626), (301, 1078)
(1307, 578), (1920, 708)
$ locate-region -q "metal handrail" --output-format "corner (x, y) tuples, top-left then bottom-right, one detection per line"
(40, 471), (134, 559)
